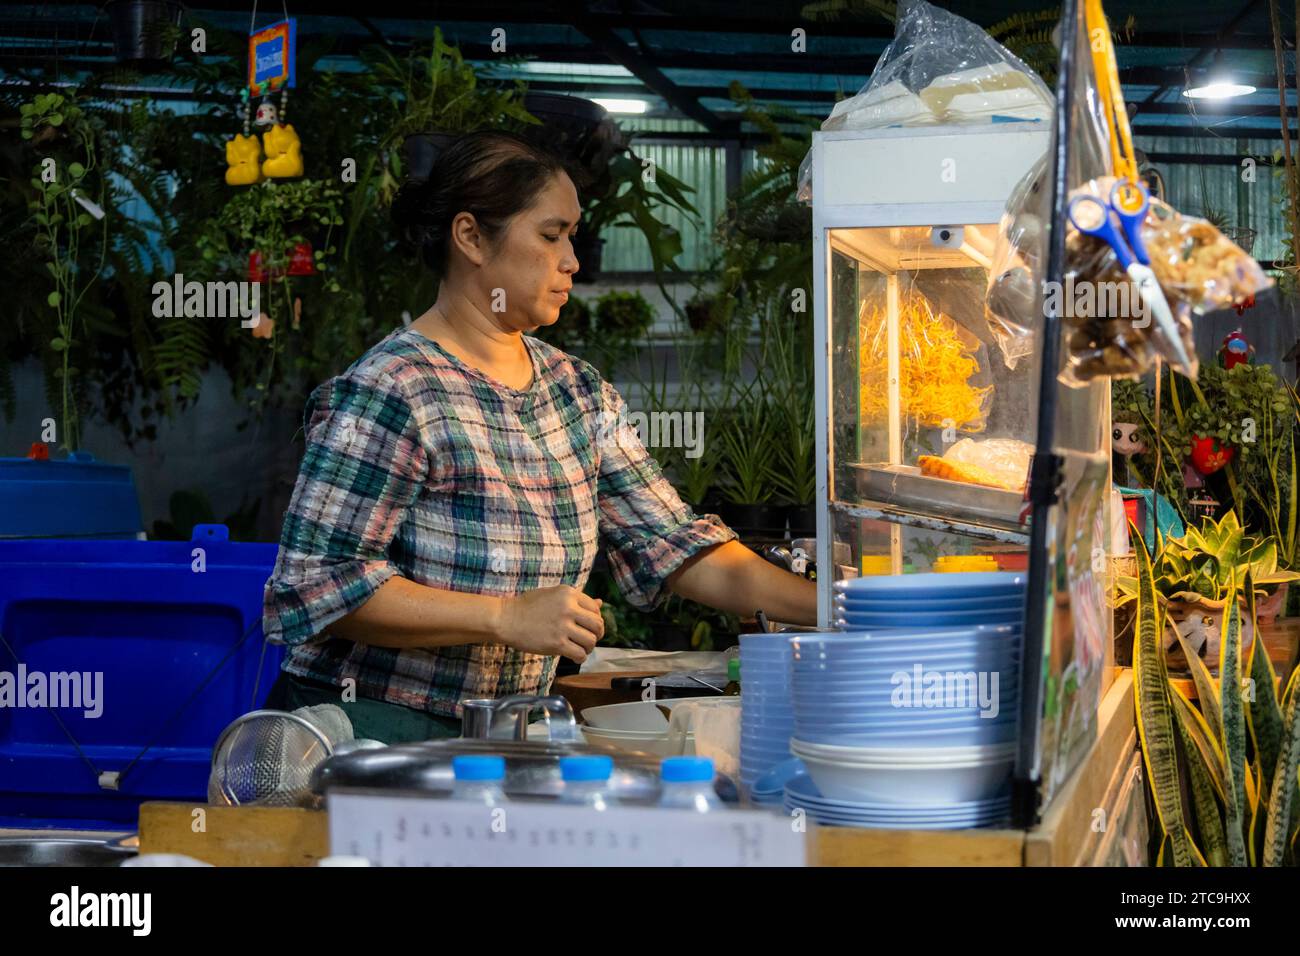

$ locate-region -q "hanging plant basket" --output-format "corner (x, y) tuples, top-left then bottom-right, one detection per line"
(520, 92), (609, 169)
(104, 0), (182, 65)
(247, 242), (315, 283)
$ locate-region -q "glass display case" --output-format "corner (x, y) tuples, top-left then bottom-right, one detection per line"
(810, 123), (1114, 816)
(813, 124), (1053, 619)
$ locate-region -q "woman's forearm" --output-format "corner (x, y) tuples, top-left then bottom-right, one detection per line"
(667, 540), (818, 626)
(326, 575), (502, 649)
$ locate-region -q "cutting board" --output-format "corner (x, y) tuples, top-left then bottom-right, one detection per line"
(551, 670), (667, 716)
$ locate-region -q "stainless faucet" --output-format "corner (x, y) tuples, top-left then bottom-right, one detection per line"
(459, 694), (579, 742)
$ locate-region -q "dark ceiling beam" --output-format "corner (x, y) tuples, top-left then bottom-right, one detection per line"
(564, 3), (728, 134)
(152, 2), (1292, 48)
(0, 35), (879, 75)
(351, 16), (390, 47)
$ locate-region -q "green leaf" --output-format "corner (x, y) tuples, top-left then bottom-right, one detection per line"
(47, 291), (61, 307)
(47, 112), (63, 126)
(1133, 526), (1197, 866)
(1245, 582), (1285, 794)
(68, 162), (84, 179)
(49, 337), (66, 351)
(1264, 667), (1300, 866)
(1175, 709), (1229, 867)
(1169, 618), (1224, 747)
(1170, 685), (1227, 802)
(1219, 581), (1249, 866)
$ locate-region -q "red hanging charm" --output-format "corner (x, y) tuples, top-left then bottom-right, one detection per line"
(1189, 436), (1235, 475)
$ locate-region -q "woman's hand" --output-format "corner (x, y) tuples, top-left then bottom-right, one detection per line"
(494, 585), (605, 663)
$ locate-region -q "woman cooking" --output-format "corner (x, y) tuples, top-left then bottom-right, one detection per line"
(261, 130), (816, 743)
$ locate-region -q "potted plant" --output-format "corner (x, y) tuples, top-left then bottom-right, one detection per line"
(1130, 540), (1300, 866)
(20, 91), (106, 451)
(1117, 511), (1300, 672)
(584, 290), (654, 378)
(196, 178), (344, 297)
(714, 379), (782, 535)
(1174, 363), (1288, 481)
(520, 92), (613, 178)
(685, 290), (730, 335)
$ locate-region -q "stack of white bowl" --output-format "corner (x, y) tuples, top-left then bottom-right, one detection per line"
(738, 633), (795, 803)
(785, 571), (1026, 829)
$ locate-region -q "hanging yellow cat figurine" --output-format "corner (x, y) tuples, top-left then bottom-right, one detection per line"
(261, 123), (303, 179)
(224, 133), (263, 186)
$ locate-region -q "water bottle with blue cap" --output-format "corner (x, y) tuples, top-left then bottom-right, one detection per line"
(658, 756), (722, 812)
(450, 754), (508, 806)
(558, 755), (618, 810)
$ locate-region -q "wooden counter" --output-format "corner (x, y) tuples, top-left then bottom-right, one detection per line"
(139, 670), (1137, 867)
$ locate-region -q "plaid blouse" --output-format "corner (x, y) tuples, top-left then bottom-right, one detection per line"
(261, 325), (736, 718)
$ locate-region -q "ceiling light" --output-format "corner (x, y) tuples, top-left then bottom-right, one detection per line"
(1182, 81), (1256, 99)
(591, 98), (648, 114)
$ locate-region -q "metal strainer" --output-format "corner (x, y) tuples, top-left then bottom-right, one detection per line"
(207, 709), (335, 807)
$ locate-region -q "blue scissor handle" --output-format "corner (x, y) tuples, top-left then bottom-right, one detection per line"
(1067, 193), (1136, 270)
(1109, 179), (1151, 266)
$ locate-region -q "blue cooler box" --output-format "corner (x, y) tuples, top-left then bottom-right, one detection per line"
(0, 525), (283, 829)
(0, 450), (144, 539)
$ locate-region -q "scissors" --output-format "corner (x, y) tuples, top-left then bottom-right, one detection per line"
(1066, 179), (1192, 372)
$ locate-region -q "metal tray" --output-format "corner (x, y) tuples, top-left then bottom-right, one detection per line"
(849, 462), (1024, 528)
(310, 738), (738, 805)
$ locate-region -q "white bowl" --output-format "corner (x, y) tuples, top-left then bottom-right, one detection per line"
(790, 736), (1015, 764)
(791, 746), (1014, 803)
(580, 697), (711, 731)
(579, 724), (696, 758)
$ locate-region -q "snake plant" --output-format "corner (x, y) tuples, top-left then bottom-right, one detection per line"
(1133, 532), (1300, 866)
(1117, 510), (1300, 608)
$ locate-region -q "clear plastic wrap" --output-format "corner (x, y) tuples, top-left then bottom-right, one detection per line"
(825, 0), (1052, 130)
(983, 8), (1272, 382)
(1058, 178), (1270, 382)
(940, 437), (1034, 491)
(798, 0), (1052, 203)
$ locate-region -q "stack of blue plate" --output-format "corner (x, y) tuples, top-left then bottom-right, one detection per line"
(782, 773), (1012, 829)
(834, 571), (1026, 630)
(739, 633), (796, 801)
(789, 626), (1021, 748)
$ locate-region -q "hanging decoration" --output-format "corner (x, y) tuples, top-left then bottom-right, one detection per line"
(224, 7), (302, 185)
(1217, 327), (1253, 369)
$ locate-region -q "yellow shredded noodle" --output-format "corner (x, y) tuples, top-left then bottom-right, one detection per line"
(858, 293), (991, 432)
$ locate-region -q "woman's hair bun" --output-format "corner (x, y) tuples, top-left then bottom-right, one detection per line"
(390, 129), (571, 280)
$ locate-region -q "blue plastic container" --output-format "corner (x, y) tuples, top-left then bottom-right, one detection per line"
(0, 525), (282, 829)
(0, 451), (143, 539)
